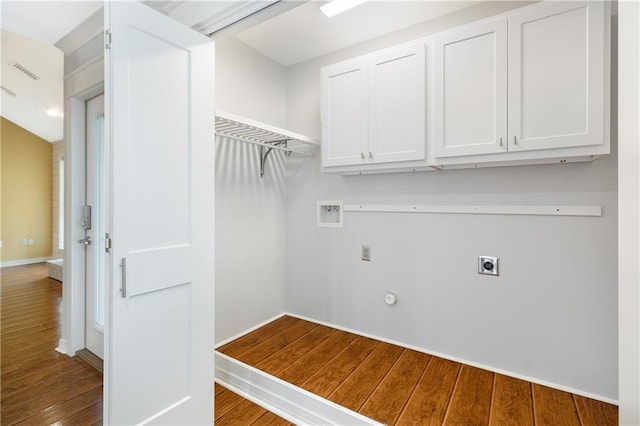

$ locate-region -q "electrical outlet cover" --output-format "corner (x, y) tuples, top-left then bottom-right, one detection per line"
(362, 245), (371, 261)
(478, 256), (499, 276)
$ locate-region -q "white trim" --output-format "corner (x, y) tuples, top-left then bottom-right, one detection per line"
(215, 313), (286, 348)
(343, 204), (602, 217)
(0, 257), (53, 268)
(215, 352), (382, 426)
(55, 338), (68, 355)
(618, 0), (640, 423)
(284, 312), (618, 406)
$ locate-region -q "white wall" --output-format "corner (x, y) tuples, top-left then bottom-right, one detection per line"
(284, 2), (618, 401)
(215, 37), (289, 343)
(618, 0), (640, 423)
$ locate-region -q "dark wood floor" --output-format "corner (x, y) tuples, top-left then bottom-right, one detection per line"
(218, 315), (619, 426)
(1, 263), (103, 425)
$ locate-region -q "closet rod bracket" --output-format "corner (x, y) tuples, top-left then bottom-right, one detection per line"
(260, 139), (290, 178)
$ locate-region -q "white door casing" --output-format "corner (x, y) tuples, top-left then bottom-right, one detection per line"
(507, 1), (605, 151)
(85, 93), (106, 359)
(433, 18), (508, 158)
(369, 44), (425, 164)
(105, 2), (215, 424)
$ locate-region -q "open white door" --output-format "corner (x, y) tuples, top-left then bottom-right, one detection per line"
(105, 2), (215, 424)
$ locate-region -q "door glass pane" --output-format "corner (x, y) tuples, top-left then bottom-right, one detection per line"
(94, 115), (105, 330)
(58, 157), (64, 249)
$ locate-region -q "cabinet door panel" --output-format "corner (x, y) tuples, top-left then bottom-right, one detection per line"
(508, 1), (605, 151)
(322, 61), (368, 167)
(433, 19), (508, 158)
(369, 44), (425, 163)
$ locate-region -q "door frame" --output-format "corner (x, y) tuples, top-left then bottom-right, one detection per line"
(59, 59), (104, 358)
(84, 93), (106, 359)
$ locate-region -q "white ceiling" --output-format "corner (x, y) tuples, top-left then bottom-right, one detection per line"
(0, 0), (479, 141)
(0, 1), (102, 45)
(0, 30), (64, 142)
(0, 1), (101, 142)
(236, 1), (478, 67)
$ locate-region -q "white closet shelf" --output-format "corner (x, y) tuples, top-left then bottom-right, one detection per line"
(215, 110), (319, 178)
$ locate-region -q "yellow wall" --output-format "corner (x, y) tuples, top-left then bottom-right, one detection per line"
(1, 117), (52, 261)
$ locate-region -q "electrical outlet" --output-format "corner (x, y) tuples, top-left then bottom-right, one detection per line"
(478, 256), (499, 276)
(28, 239), (34, 246)
(362, 245), (371, 261)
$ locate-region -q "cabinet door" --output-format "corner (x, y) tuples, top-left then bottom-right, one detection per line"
(321, 60), (368, 167)
(433, 19), (508, 158)
(369, 44), (425, 164)
(508, 2), (605, 151)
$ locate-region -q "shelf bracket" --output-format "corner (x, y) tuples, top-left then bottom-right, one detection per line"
(260, 140), (290, 178)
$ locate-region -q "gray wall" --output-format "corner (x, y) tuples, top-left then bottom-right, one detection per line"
(284, 1), (618, 400)
(215, 37), (289, 343)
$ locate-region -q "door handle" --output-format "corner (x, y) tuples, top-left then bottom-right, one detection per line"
(79, 236), (92, 246)
(121, 258), (127, 298)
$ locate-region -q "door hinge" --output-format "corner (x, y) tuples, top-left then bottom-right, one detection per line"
(105, 30), (112, 50)
(105, 233), (112, 253)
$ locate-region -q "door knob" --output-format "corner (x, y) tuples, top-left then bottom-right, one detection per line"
(79, 236), (92, 246)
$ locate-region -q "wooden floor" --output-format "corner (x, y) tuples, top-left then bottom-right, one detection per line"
(2, 264), (617, 425)
(0, 263), (286, 426)
(215, 383), (293, 425)
(218, 315), (618, 426)
(1, 264), (103, 425)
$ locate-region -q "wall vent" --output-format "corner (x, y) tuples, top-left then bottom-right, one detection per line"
(10, 62), (40, 82)
(1, 85), (17, 97)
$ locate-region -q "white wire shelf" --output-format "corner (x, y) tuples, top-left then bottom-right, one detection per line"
(215, 110), (319, 177)
(215, 110), (319, 154)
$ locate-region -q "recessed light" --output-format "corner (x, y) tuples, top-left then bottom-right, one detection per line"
(45, 107), (62, 117)
(320, 0), (368, 18)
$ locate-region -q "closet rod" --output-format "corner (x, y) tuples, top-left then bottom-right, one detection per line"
(215, 133), (315, 157)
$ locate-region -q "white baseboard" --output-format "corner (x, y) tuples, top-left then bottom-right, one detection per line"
(215, 351), (381, 425)
(1, 256), (53, 268)
(284, 312), (619, 406)
(55, 339), (68, 355)
(215, 312), (286, 349)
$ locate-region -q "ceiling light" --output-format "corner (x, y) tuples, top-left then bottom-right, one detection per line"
(320, 0), (368, 17)
(45, 107), (62, 118)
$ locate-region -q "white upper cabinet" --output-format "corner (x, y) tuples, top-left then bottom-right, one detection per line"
(321, 43), (426, 170)
(508, 1), (605, 152)
(433, 19), (508, 158)
(432, 1), (608, 162)
(369, 44), (426, 164)
(321, 60), (368, 167)
(321, 1), (609, 174)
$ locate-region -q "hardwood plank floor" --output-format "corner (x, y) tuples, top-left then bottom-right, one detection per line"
(214, 384), (293, 426)
(4, 266), (616, 425)
(442, 365), (494, 425)
(396, 357), (460, 426)
(489, 374), (534, 426)
(218, 315), (618, 426)
(359, 349), (431, 425)
(2, 263), (291, 426)
(532, 383), (582, 426)
(1, 264), (103, 426)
